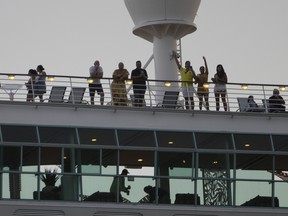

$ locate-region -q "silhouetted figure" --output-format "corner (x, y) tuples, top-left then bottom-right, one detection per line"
(143, 185), (169, 204)
(110, 169), (131, 202)
(269, 89), (285, 113)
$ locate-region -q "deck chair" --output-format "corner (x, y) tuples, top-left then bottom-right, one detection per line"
(158, 91), (182, 109)
(47, 86), (67, 103)
(237, 97), (249, 112)
(66, 87), (86, 104)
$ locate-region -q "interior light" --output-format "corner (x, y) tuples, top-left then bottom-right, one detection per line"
(212, 161), (218, 164)
(168, 141), (174, 145)
(91, 138), (97, 142)
(87, 78), (94, 84)
(279, 86), (286, 91)
(138, 158), (143, 162)
(182, 160), (186, 164)
(203, 83), (209, 89)
(244, 143), (251, 147)
(64, 156), (67, 160)
(47, 76), (55, 81)
(241, 85), (248, 90)
(8, 75), (15, 80)
(126, 80), (132, 85)
(164, 82), (172, 87)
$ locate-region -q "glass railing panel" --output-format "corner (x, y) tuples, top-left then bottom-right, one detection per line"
(235, 180), (273, 207)
(156, 131), (195, 148)
(1, 125), (38, 143)
(195, 132), (234, 149)
(236, 154), (273, 180)
(169, 178), (196, 205)
(234, 133), (272, 151)
(78, 128), (117, 146)
(117, 130), (156, 147)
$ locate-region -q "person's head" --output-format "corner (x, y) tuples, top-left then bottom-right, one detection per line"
(248, 95), (254, 102)
(121, 169), (129, 175)
(118, 62), (124, 70)
(216, 64), (224, 73)
(273, 89), (280, 96)
(199, 66), (205, 74)
(28, 69), (37, 75)
(37, 65), (45, 72)
(94, 60), (100, 67)
(136, 60), (142, 69)
(185, 61), (191, 70)
(144, 185), (153, 194)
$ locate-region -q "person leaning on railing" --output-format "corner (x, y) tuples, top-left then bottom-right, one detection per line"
(111, 62), (129, 106)
(25, 69), (38, 102)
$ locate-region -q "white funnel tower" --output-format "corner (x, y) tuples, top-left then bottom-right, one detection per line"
(124, 0), (201, 81)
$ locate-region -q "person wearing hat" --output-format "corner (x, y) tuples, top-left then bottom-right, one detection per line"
(35, 65), (47, 102)
(110, 169), (131, 202)
(268, 89), (285, 113)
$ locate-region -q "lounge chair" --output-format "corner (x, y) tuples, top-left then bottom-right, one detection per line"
(47, 86), (67, 103)
(157, 91), (183, 109)
(66, 87), (87, 104)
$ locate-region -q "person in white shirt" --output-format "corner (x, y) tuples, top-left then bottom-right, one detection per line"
(89, 60), (104, 105)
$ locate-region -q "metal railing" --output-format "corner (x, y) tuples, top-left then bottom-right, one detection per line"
(0, 73), (287, 113)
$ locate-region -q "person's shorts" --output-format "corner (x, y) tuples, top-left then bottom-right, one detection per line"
(89, 83), (104, 96)
(214, 84), (226, 93)
(182, 86), (195, 98)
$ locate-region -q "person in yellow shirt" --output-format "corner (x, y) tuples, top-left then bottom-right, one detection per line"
(172, 51), (196, 110)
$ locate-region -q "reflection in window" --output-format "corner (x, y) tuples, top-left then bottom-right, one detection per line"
(234, 134), (272, 151)
(78, 128), (117, 146)
(38, 127), (77, 144)
(1, 125), (38, 143)
(156, 131), (194, 148)
(118, 130), (155, 147)
(195, 132), (233, 149)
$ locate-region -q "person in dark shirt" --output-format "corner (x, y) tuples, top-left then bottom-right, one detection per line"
(144, 185), (169, 204)
(269, 89), (285, 113)
(131, 60), (148, 107)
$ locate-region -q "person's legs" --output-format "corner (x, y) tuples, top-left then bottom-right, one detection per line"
(89, 84), (96, 105)
(221, 93), (227, 111)
(215, 93), (220, 111)
(96, 84), (105, 105)
(198, 94), (203, 110)
(204, 93), (210, 110)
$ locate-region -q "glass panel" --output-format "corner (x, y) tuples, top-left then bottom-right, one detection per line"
(170, 178), (197, 205)
(198, 153), (234, 178)
(23, 146), (39, 170)
(21, 173), (37, 199)
(275, 181), (288, 207)
(118, 130), (156, 147)
(235, 181), (272, 207)
(156, 131), (195, 148)
(275, 155), (288, 173)
(102, 149), (117, 174)
(195, 132), (233, 149)
(236, 154), (273, 180)
(76, 149), (100, 174)
(38, 127), (77, 144)
(1, 146), (21, 170)
(120, 150), (154, 174)
(78, 128), (117, 146)
(234, 134), (272, 151)
(158, 152), (193, 177)
(272, 135), (288, 151)
(1, 125), (38, 143)
(40, 147), (62, 168)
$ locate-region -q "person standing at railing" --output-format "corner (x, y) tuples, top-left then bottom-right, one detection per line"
(25, 69), (38, 102)
(268, 89), (285, 113)
(131, 60), (148, 107)
(172, 51), (196, 110)
(211, 64), (228, 111)
(111, 62), (129, 106)
(195, 56), (209, 110)
(89, 60), (105, 105)
(35, 65), (47, 103)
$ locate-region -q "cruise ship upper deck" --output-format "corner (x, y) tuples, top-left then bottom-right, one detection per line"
(0, 73), (288, 216)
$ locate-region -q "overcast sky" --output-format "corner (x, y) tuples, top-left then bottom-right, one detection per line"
(1, 0), (288, 85)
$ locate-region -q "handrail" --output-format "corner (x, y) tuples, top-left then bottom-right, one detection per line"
(0, 73), (287, 113)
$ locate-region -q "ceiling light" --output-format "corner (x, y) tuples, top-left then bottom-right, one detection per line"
(168, 141), (174, 145)
(241, 85), (248, 90)
(8, 75), (15, 80)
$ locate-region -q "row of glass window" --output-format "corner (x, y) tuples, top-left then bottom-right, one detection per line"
(1, 125), (288, 151)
